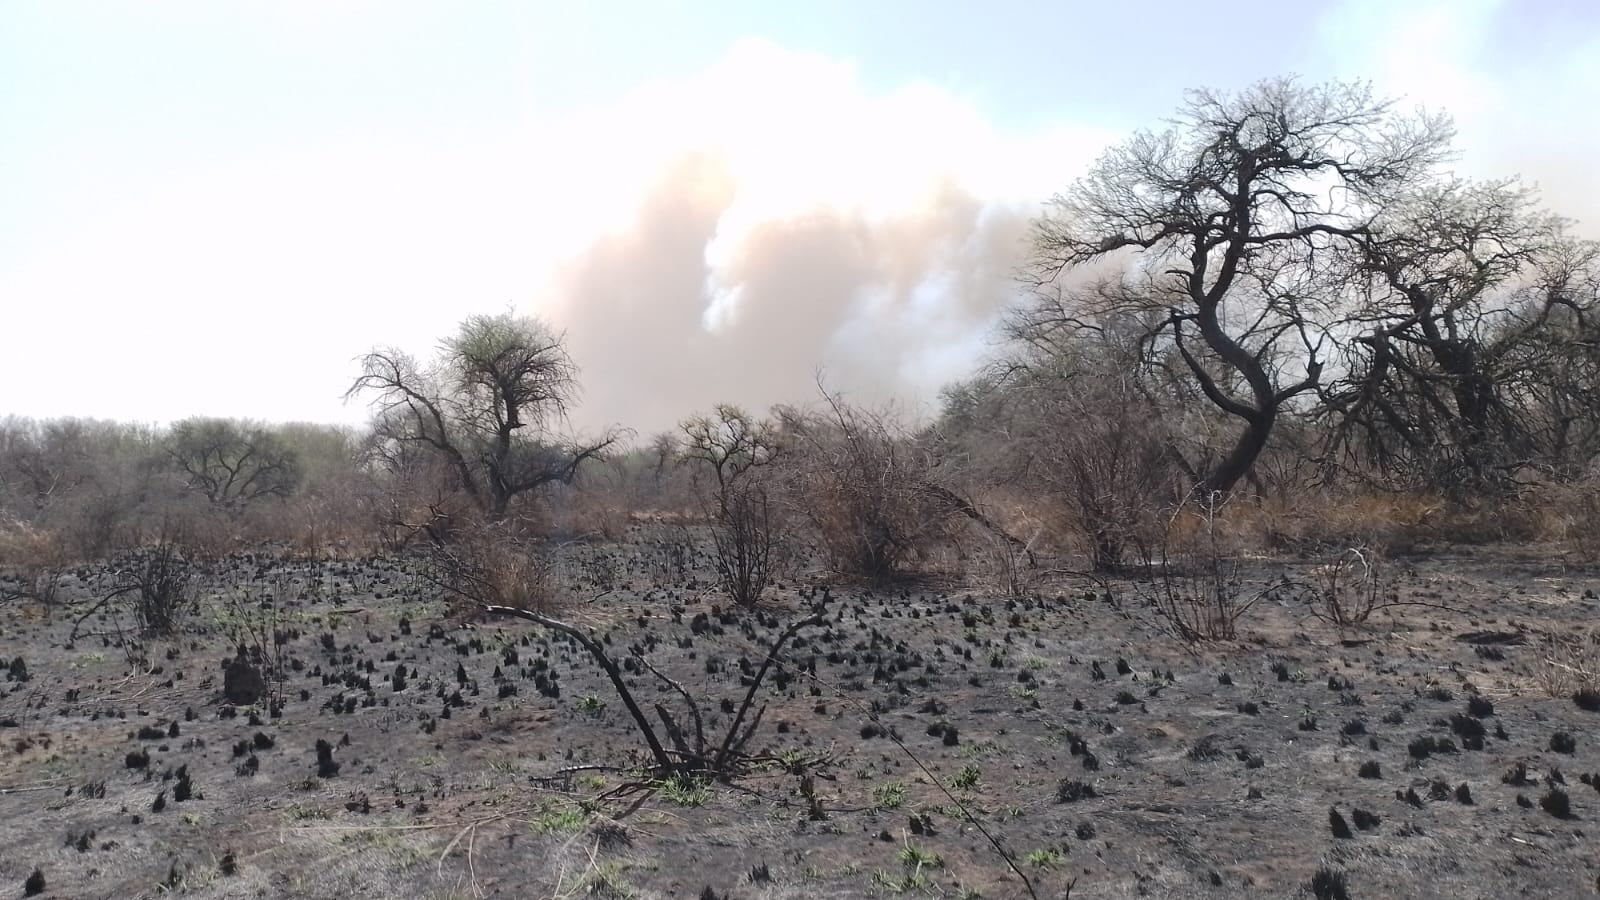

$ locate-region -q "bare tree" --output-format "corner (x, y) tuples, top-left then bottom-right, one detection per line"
(1325, 178), (1600, 492)
(167, 418), (302, 507)
(680, 405), (782, 605)
(346, 313), (620, 521)
(1028, 78), (1453, 494)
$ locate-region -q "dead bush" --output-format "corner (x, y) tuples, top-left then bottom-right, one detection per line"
(1520, 477), (1600, 561)
(0, 521), (69, 607)
(152, 499), (242, 561)
(1145, 493), (1284, 641)
(1020, 374), (1182, 571)
(1229, 488), (1442, 554)
(53, 490), (139, 560)
(706, 479), (779, 606)
(270, 482), (383, 559)
(120, 540), (196, 635)
(679, 406), (784, 606)
(422, 523), (560, 617)
(774, 393), (953, 580)
(1534, 626), (1600, 698)
(934, 340), (1187, 572)
(70, 537), (195, 642)
(974, 528), (1041, 598)
(1302, 546), (1400, 627)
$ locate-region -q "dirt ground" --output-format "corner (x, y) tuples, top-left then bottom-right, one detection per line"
(2, 529), (1598, 900)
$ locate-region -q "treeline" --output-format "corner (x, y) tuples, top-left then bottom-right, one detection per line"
(5, 77), (1600, 592)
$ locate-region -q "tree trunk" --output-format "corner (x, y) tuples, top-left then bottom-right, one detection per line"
(1202, 410), (1274, 496)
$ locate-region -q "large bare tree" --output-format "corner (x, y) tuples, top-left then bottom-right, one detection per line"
(679, 405), (783, 605)
(1028, 78), (1453, 494)
(166, 418), (302, 507)
(1325, 178), (1600, 491)
(347, 313), (619, 521)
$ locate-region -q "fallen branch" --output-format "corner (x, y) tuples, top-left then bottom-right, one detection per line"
(484, 599), (825, 782)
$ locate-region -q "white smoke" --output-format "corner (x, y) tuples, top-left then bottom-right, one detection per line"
(527, 39), (1115, 435)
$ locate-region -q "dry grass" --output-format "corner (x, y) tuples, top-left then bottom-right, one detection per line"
(1533, 625), (1600, 698)
(1218, 489), (1443, 554)
(428, 524), (562, 617)
(1518, 478), (1600, 562)
(0, 520), (70, 605)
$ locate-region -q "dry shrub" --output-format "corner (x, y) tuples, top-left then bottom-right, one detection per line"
(425, 522), (560, 616)
(702, 478), (779, 606)
(168, 504), (245, 561)
(774, 395), (953, 580)
(1533, 626), (1600, 698)
(1146, 493), (1288, 641)
(678, 405), (788, 606)
(1024, 375), (1182, 572)
(0, 521), (69, 605)
(51, 490), (139, 560)
(972, 528), (1041, 598)
(1301, 546), (1400, 626)
(273, 482), (384, 559)
(568, 492), (630, 543)
(116, 539), (196, 636)
(1519, 478), (1600, 561)
(1226, 488), (1444, 554)
(937, 363), (1184, 572)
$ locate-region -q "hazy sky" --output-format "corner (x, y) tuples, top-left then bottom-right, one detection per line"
(3, 0), (1597, 437)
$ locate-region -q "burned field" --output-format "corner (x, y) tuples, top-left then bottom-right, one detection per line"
(1, 533), (1598, 900)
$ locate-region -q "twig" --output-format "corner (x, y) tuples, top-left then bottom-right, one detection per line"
(484, 604), (676, 773)
(714, 608), (823, 772)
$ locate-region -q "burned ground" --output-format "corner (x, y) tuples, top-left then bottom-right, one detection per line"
(1, 532), (1598, 899)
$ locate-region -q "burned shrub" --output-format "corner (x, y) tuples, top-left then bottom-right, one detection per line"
(679, 406), (784, 606)
(422, 522), (559, 616)
(772, 395), (955, 580)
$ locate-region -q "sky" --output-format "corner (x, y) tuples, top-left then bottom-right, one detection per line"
(2, 0), (1598, 438)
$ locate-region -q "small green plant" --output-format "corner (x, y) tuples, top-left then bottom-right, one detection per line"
(1025, 847), (1065, 868)
(284, 804), (329, 821)
(577, 694), (607, 715)
(531, 802), (588, 835)
(873, 781), (907, 810)
(870, 868), (932, 894)
(1009, 684), (1038, 703)
(897, 841), (943, 869)
(956, 740), (1000, 760)
(949, 764), (980, 790)
(576, 860), (636, 899)
(658, 774), (713, 807)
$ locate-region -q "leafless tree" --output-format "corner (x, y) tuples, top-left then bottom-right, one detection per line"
(346, 313), (620, 521)
(166, 418), (302, 507)
(1028, 78), (1453, 494)
(680, 405), (783, 605)
(1324, 178), (1600, 492)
